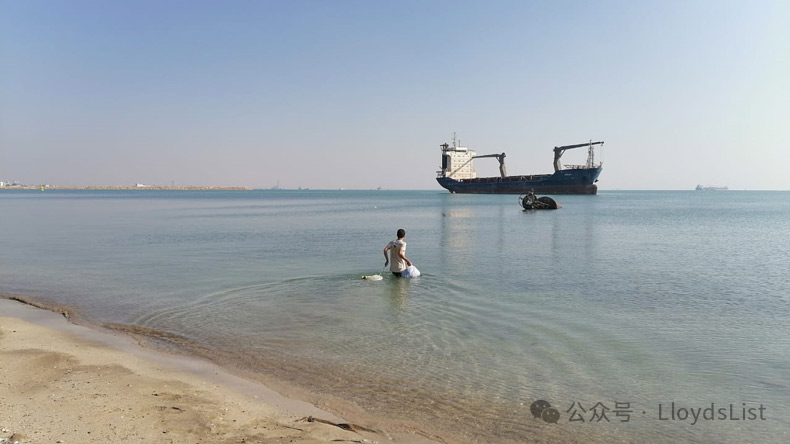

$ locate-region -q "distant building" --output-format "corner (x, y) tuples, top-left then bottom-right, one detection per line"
(135, 183), (149, 188)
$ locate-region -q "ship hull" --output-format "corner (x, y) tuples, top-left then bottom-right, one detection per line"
(437, 167), (602, 195)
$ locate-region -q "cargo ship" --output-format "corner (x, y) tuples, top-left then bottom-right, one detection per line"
(436, 135), (604, 194)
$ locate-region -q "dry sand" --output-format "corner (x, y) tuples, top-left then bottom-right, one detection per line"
(0, 299), (437, 444)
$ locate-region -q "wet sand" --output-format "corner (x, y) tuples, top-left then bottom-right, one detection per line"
(0, 298), (437, 444)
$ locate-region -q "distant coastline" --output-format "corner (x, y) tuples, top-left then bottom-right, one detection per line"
(0, 185), (251, 191)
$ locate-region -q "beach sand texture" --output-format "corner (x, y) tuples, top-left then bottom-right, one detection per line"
(0, 299), (431, 444)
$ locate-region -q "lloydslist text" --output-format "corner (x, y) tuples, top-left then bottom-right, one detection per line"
(658, 402), (767, 426)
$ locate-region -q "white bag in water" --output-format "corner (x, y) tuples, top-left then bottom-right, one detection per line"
(401, 265), (421, 278)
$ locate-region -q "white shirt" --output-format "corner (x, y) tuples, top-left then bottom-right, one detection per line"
(387, 239), (407, 272)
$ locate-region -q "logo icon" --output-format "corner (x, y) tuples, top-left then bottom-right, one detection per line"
(531, 399), (561, 424)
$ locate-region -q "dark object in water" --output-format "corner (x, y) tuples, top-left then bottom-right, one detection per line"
(519, 191), (560, 210)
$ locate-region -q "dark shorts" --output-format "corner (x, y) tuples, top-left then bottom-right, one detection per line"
(392, 271), (402, 277)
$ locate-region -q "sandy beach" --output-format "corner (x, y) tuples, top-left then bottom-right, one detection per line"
(0, 298), (435, 444)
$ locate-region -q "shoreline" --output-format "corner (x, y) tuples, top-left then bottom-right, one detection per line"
(0, 297), (440, 444)
(0, 186), (251, 191)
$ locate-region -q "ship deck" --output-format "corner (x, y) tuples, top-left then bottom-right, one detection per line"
(457, 174), (553, 184)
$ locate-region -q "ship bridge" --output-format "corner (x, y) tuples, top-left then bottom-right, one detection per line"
(438, 139), (478, 180)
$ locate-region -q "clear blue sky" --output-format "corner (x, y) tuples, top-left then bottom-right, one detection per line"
(2, 0), (788, 189)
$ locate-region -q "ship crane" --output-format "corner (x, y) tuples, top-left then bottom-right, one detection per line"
(473, 153), (507, 178)
(553, 141), (604, 172)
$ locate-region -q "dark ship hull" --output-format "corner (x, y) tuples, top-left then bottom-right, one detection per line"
(437, 166), (602, 195)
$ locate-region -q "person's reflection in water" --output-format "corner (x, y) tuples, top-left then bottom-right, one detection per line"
(386, 274), (410, 311)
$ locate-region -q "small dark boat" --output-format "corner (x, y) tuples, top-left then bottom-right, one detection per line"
(519, 191), (560, 210)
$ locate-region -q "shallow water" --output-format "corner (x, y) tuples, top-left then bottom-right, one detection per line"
(2, 189), (789, 443)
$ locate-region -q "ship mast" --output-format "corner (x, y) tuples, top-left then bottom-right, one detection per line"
(587, 141), (595, 168)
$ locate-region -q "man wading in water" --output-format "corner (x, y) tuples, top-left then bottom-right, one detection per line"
(383, 228), (413, 277)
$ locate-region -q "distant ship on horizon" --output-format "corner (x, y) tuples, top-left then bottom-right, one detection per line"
(695, 184), (728, 191)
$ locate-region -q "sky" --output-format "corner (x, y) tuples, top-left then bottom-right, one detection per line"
(1, 0), (789, 190)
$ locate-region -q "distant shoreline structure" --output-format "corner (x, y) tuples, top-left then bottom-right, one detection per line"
(0, 185), (251, 191)
(695, 184), (728, 191)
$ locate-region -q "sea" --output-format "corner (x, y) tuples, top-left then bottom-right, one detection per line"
(1, 189), (788, 444)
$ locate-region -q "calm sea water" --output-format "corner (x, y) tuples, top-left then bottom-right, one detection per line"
(1, 189), (789, 443)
